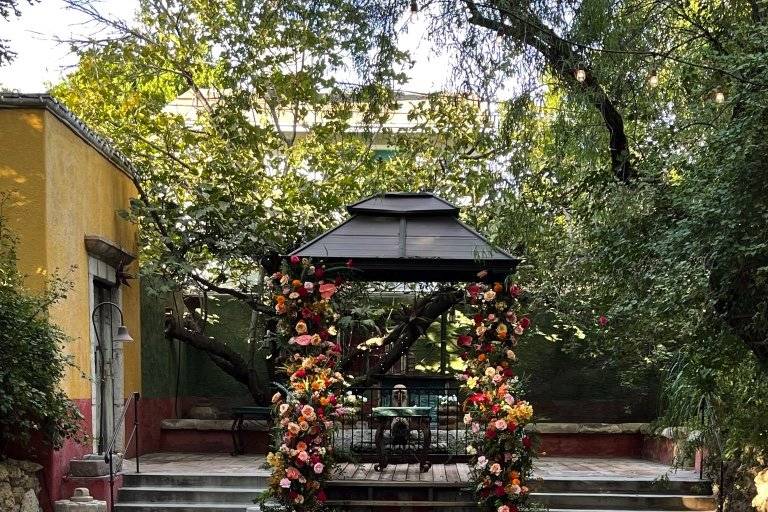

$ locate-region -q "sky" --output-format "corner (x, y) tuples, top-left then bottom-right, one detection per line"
(0, 0), (454, 94)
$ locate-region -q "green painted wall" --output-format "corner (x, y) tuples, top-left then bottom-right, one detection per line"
(141, 286), (658, 420)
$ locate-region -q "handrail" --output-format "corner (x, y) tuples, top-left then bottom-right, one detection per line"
(104, 391), (141, 510)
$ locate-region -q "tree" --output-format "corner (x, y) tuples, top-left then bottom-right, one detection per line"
(0, 199), (83, 456)
(53, 0), (501, 403)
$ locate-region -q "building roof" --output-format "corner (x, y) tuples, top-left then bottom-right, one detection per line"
(0, 93), (137, 179)
(289, 192), (519, 282)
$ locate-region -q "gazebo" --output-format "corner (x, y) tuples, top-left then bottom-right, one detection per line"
(289, 192), (519, 282)
(288, 192), (520, 462)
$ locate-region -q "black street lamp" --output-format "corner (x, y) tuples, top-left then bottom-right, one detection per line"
(91, 301), (133, 454)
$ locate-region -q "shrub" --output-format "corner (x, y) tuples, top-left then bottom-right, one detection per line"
(0, 209), (82, 456)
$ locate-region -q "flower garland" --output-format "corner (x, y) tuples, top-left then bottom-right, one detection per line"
(265, 256), (351, 511)
(458, 279), (535, 512)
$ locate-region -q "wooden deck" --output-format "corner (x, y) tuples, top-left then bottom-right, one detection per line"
(330, 462), (472, 486)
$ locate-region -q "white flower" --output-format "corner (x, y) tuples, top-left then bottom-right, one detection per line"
(463, 413), (472, 425)
(466, 444), (477, 455)
(476, 456), (488, 468)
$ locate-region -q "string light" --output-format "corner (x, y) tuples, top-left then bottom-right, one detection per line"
(575, 68), (586, 82)
(409, 0), (419, 22)
(714, 90), (725, 103)
(648, 69), (659, 88)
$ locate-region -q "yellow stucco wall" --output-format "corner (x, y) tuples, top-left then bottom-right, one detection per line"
(0, 108), (141, 400)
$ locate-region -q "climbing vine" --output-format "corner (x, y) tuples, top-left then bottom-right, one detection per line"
(458, 278), (536, 512)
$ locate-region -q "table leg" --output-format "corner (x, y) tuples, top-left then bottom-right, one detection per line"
(374, 420), (388, 471)
(419, 419), (431, 472)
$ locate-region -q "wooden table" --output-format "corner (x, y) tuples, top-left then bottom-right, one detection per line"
(371, 406), (432, 473)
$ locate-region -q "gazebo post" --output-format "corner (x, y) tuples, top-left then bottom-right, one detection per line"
(439, 311), (448, 374)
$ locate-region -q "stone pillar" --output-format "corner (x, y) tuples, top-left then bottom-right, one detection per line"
(54, 488), (107, 511)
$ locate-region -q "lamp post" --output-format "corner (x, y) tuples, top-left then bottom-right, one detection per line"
(91, 301), (133, 454)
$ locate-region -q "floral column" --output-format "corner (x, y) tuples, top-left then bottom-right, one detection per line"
(265, 257), (349, 512)
(458, 280), (535, 512)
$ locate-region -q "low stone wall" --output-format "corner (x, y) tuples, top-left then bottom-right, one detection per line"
(0, 458), (42, 512)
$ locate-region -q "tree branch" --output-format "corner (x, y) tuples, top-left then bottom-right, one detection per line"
(344, 288), (464, 385)
(464, 0), (634, 181)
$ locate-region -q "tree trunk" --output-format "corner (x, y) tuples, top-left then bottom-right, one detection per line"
(344, 288), (465, 386)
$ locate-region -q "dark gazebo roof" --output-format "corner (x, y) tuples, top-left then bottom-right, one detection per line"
(288, 192), (519, 282)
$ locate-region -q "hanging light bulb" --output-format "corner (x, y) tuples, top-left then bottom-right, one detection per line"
(575, 68), (586, 83)
(714, 90), (725, 103)
(648, 69), (659, 88)
(409, 0), (419, 22)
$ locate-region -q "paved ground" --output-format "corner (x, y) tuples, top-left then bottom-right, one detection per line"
(128, 452), (701, 481)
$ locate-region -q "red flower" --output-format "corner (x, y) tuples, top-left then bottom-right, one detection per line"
(495, 485), (506, 497)
(473, 313), (484, 325)
(335, 275), (344, 286)
(297, 286), (308, 297)
(468, 393), (487, 404)
(314, 267), (325, 279)
(458, 335), (473, 346)
(503, 368), (514, 378)
(492, 404), (501, 414)
(290, 255), (300, 265)
(466, 284), (481, 298)
(509, 284), (522, 297)
(522, 435), (532, 449)
(346, 258), (354, 268)
(519, 317), (531, 329)
(301, 307), (313, 319)
(598, 315), (609, 327)
(485, 428), (497, 439)
(317, 489), (327, 503)
(294, 368), (306, 378)
(460, 352), (469, 361)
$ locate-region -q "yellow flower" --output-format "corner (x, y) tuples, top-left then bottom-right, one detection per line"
(466, 377), (478, 389)
(295, 320), (308, 334)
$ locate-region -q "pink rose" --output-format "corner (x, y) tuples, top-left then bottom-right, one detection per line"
(318, 283), (337, 299)
(297, 451), (310, 462)
(294, 335), (313, 346)
(313, 462), (325, 474)
(495, 419), (508, 430)
(285, 467), (300, 480)
(498, 506), (510, 512)
(290, 255), (300, 265)
(280, 478), (291, 488)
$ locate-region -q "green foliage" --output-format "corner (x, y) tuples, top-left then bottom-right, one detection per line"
(0, 205), (83, 455)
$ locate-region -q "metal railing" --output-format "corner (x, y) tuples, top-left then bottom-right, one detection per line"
(332, 386), (468, 461)
(104, 391), (140, 509)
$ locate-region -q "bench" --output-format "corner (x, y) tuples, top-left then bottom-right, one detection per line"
(231, 406), (271, 455)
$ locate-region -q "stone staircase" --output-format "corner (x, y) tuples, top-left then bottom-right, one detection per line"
(114, 473), (268, 512)
(114, 471), (715, 512)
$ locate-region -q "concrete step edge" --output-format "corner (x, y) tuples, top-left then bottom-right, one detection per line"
(120, 486), (266, 493)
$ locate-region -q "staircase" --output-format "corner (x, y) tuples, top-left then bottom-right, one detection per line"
(114, 473), (268, 512)
(324, 475), (716, 512)
(114, 470), (715, 512)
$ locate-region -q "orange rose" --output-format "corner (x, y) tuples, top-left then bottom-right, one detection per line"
(493, 282), (503, 293)
(292, 279), (302, 288)
(276, 295), (285, 304)
(478, 353), (486, 362)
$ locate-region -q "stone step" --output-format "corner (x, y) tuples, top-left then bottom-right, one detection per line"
(114, 504), (253, 512)
(118, 486), (265, 504)
(529, 478), (712, 495)
(123, 472), (270, 489)
(531, 492), (717, 510)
